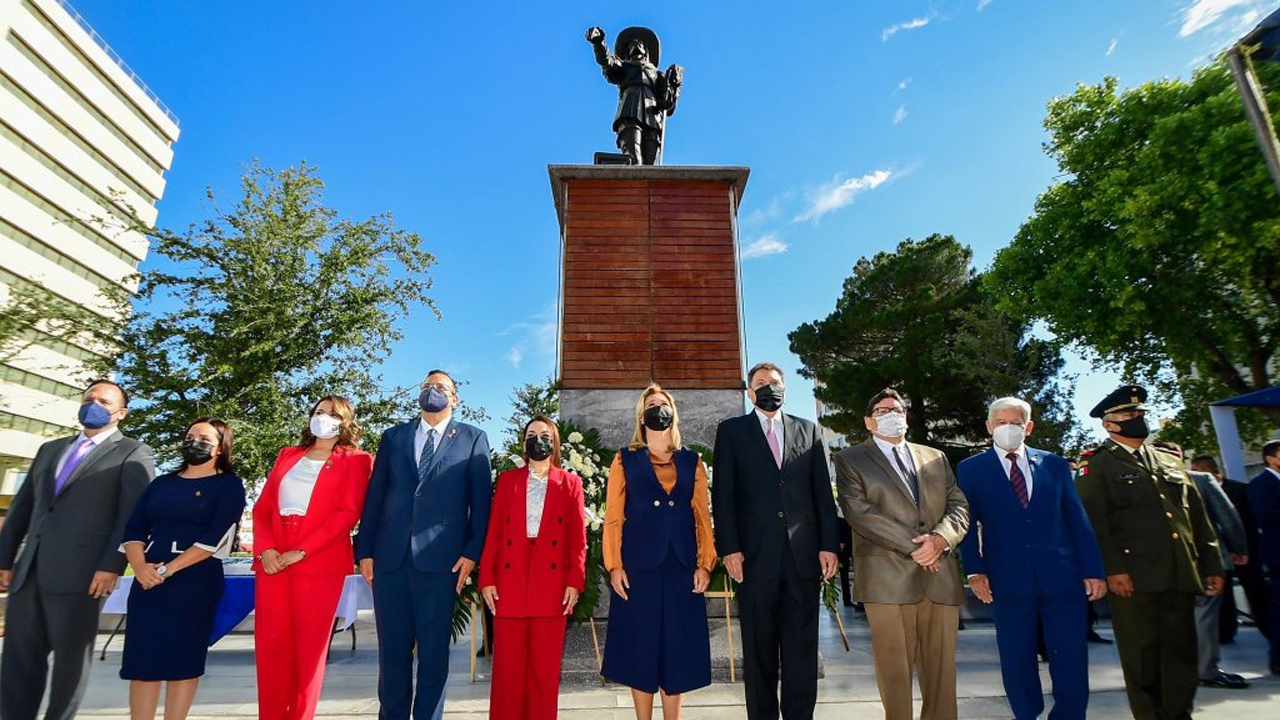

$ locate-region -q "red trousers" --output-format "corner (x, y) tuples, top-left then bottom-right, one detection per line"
(254, 517), (344, 720)
(489, 616), (568, 720)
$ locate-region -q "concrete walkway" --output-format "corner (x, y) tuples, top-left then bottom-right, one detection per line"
(4, 606), (1278, 718)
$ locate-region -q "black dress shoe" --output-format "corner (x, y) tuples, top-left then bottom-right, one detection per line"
(1199, 671), (1249, 689)
(1087, 630), (1113, 645)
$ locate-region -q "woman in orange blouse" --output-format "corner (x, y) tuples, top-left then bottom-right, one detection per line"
(601, 384), (715, 720)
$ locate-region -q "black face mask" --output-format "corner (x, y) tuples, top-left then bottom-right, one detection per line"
(753, 384), (785, 412)
(180, 439), (216, 466)
(525, 435), (553, 462)
(643, 405), (674, 432)
(1110, 415), (1150, 440)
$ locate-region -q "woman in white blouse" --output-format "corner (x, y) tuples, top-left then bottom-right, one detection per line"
(252, 396), (373, 720)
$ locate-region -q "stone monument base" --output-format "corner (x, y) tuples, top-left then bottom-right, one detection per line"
(561, 388), (744, 451)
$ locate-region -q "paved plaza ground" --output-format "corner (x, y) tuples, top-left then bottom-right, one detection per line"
(4, 605), (1277, 719)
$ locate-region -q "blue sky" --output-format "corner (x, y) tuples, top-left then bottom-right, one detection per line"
(74, 0), (1270, 444)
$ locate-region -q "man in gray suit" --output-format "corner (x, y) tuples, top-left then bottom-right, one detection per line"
(0, 380), (154, 720)
(835, 388), (969, 720)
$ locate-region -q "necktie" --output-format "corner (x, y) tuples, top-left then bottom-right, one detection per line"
(418, 428), (438, 483)
(766, 418), (782, 468)
(54, 438), (95, 494)
(893, 445), (920, 504)
(1007, 452), (1029, 508)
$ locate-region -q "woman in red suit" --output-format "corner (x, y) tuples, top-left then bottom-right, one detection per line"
(252, 395), (373, 720)
(480, 415), (588, 720)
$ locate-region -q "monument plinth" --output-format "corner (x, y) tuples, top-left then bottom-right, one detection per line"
(550, 165), (750, 450)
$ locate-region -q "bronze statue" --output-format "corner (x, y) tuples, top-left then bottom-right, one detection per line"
(586, 26), (683, 165)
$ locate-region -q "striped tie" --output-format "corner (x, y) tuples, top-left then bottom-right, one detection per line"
(418, 429), (437, 483)
(1007, 452), (1029, 508)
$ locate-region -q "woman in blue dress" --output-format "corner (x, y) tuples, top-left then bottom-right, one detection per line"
(120, 418), (246, 720)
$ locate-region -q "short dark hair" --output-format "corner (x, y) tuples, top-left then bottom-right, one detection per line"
(864, 388), (906, 417)
(1190, 455), (1219, 473)
(1264, 440), (1280, 462)
(747, 362), (785, 386)
(83, 379), (129, 407)
(424, 369), (457, 392)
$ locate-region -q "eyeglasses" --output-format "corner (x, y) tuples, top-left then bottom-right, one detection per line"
(423, 382), (453, 393)
(870, 407), (905, 417)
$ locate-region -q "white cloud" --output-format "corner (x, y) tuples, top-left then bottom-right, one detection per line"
(1179, 0), (1260, 37)
(893, 105), (908, 125)
(499, 307), (557, 368)
(741, 235), (789, 259)
(882, 16), (931, 42)
(978, 0), (997, 10)
(895, 76), (913, 93)
(1106, 37), (1119, 55)
(793, 169), (893, 224)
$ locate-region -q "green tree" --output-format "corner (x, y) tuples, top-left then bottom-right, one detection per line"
(989, 63), (1280, 450)
(790, 234), (1078, 461)
(114, 162), (438, 488)
(501, 376), (560, 453)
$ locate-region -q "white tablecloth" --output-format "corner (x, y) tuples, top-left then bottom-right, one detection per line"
(102, 573), (374, 631)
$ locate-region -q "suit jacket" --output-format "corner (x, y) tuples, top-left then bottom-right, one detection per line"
(711, 412), (840, 582)
(0, 431), (154, 593)
(252, 445), (373, 576)
(957, 446), (1104, 601)
(1248, 469), (1280, 576)
(835, 438), (969, 605)
(355, 418), (491, 573)
(478, 467), (587, 617)
(1190, 470), (1247, 567)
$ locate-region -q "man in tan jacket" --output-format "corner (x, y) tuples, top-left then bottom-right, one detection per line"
(836, 388), (969, 720)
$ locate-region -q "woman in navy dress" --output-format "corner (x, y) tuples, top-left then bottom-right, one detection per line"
(120, 418), (246, 720)
(601, 384), (715, 719)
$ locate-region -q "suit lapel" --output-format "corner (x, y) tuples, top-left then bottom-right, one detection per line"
(744, 412), (775, 465)
(400, 421), (420, 482)
(781, 414), (805, 468)
(425, 418), (460, 475)
(59, 432), (123, 496)
(1024, 447), (1043, 508)
(907, 442), (928, 512)
(861, 438), (915, 505)
(40, 437), (75, 500)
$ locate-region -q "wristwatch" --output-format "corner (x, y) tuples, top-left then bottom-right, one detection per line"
(156, 564), (168, 577)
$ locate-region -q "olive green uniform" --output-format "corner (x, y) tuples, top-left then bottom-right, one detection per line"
(1076, 440), (1224, 720)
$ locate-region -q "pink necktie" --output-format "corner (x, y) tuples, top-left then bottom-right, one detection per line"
(766, 419), (782, 468)
(54, 438), (95, 494)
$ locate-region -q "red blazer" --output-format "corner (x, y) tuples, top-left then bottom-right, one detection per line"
(479, 467), (587, 618)
(252, 445), (373, 577)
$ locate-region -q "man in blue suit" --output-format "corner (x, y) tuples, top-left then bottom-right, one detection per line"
(1248, 439), (1280, 676)
(958, 397), (1106, 720)
(356, 370), (492, 720)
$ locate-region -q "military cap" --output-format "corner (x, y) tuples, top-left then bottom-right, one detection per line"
(1089, 384), (1150, 418)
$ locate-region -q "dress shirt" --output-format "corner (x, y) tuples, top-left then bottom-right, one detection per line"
(526, 466), (549, 538)
(279, 456), (324, 516)
(414, 416), (449, 466)
(872, 434), (917, 496)
(55, 426), (118, 477)
(755, 408), (784, 448)
(995, 443), (1034, 501)
(1268, 467), (1280, 482)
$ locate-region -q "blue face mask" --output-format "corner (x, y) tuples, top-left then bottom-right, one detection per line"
(78, 402), (114, 429)
(419, 386), (451, 413)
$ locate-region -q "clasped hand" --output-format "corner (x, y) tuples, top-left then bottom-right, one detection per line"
(259, 549), (305, 575)
(910, 534), (945, 572)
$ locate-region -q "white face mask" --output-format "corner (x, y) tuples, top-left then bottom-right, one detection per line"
(310, 414), (342, 439)
(992, 424), (1026, 451)
(875, 413), (907, 439)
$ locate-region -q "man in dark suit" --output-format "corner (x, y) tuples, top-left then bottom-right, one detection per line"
(712, 361), (840, 720)
(835, 388), (969, 720)
(958, 397), (1106, 720)
(1247, 439), (1280, 675)
(0, 380), (154, 720)
(1191, 455), (1269, 644)
(356, 370), (492, 720)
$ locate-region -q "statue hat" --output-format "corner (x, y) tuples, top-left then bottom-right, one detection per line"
(615, 26), (660, 66)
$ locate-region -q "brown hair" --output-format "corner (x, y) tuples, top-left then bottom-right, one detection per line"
(864, 388), (907, 417)
(627, 384), (681, 452)
(747, 362), (786, 386)
(522, 415), (562, 468)
(299, 395), (362, 448)
(178, 417), (234, 475)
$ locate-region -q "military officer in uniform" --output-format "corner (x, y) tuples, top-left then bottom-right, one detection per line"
(1075, 385), (1225, 720)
